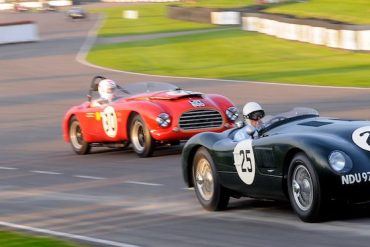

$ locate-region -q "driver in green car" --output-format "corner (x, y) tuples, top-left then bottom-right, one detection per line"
(233, 102), (265, 142)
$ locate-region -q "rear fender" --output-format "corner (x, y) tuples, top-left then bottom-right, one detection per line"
(62, 103), (90, 142)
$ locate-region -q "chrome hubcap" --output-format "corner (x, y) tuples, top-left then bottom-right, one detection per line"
(195, 158), (214, 201)
(292, 164), (313, 211)
(132, 121), (145, 152)
(70, 121), (83, 150)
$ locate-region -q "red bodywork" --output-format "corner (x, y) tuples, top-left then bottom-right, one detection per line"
(63, 90), (236, 145)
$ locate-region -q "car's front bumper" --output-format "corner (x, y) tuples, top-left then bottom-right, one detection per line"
(150, 124), (233, 141)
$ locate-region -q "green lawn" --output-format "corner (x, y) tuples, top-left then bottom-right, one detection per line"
(88, 29), (370, 87)
(91, 4), (216, 37)
(88, 1), (370, 87)
(265, 0), (370, 24)
(90, 1), (259, 37)
(0, 231), (84, 247)
(179, 0), (255, 8)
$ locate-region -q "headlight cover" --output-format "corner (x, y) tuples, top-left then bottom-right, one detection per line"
(156, 113), (171, 128)
(328, 150), (352, 173)
(226, 107), (238, 121)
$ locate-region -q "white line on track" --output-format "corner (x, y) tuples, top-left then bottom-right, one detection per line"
(125, 181), (164, 186)
(182, 187), (194, 191)
(30, 170), (63, 175)
(76, 14), (370, 91)
(0, 166), (19, 170)
(0, 221), (141, 247)
(74, 175), (106, 180)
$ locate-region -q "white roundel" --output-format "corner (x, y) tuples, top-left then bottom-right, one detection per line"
(233, 139), (256, 185)
(352, 126), (370, 151)
(101, 106), (118, 138)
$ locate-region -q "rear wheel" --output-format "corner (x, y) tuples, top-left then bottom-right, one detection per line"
(288, 153), (326, 222)
(129, 115), (154, 157)
(69, 116), (90, 155)
(192, 147), (229, 211)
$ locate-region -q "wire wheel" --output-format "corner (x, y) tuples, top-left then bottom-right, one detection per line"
(129, 115), (154, 157)
(131, 120), (145, 153)
(70, 121), (83, 149)
(288, 153), (326, 222)
(192, 147), (229, 211)
(291, 164), (313, 211)
(195, 157), (214, 201)
(69, 116), (90, 155)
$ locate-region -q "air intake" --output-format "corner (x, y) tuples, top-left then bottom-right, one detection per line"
(179, 109), (223, 130)
(298, 121), (332, 127)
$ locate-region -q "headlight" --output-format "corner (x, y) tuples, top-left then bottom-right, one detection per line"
(226, 107), (238, 121)
(156, 113), (171, 128)
(328, 150), (352, 173)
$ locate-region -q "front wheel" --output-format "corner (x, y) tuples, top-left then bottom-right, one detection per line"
(69, 116), (90, 155)
(192, 147), (229, 211)
(287, 153), (326, 222)
(129, 115), (154, 157)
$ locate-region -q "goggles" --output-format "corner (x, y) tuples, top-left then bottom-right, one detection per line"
(245, 110), (265, 121)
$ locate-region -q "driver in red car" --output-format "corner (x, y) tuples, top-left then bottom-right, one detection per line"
(91, 79), (117, 107)
(233, 102), (265, 141)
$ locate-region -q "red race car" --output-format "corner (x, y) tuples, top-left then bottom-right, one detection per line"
(63, 76), (238, 157)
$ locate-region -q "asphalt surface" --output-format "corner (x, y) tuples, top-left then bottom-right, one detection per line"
(1, 7), (370, 247)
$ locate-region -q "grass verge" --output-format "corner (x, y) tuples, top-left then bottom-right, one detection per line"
(91, 4), (216, 37)
(0, 230), (84, 246)
(179, 0), (255, 8)
(87, 29), (370, 87)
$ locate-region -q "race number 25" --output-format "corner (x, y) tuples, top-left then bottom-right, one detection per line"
(233, 139), (256, 185)
(240, 149), (252, 173)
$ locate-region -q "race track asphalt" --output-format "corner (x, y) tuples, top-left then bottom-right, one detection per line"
(1, 7), (370, 247)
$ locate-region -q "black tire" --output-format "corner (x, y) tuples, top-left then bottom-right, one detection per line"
(69, 116), (90, 155)
(129, 115), (154, 157)
(192, 147), (229, 211)
(287, 153), (326, 222)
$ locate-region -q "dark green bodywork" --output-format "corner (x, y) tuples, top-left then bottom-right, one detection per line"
(182, 114), (370, 203)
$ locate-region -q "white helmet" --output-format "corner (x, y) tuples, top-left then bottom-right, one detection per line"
(243, 102), (265, 120)
(98, 79), (116, 101)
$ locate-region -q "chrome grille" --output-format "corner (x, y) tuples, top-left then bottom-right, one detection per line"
(179, 109), (223, 130)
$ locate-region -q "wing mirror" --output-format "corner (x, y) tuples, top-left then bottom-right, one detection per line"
(245, 125), (256, 137)
(235, 121), (245, 128)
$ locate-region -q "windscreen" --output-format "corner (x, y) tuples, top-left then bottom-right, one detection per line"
(261, 107), (319, 129)
(121, 82), (180, 95)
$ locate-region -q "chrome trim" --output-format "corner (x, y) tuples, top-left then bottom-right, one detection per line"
(179, 109), (223, 130)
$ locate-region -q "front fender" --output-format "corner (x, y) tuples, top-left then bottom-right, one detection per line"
(116, 100), (166, 139)
(207, 94), (237, 123)
(267, 132), (367, 198)
(181, 129), (235, 187)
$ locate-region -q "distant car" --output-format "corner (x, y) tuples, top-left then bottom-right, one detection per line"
(182, 107), (370, 222)
(63, 76), (238, 157)
(66, 7), (87, 19)
(13, 3), (30, 12)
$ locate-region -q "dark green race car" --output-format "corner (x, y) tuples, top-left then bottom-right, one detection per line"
(182, 108), (370, 222)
